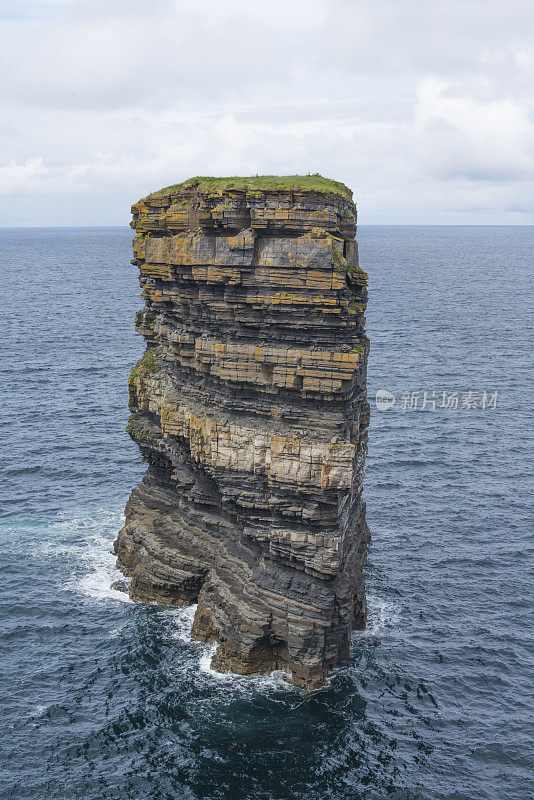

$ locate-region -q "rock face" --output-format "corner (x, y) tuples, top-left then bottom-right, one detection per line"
(114, 175), (370, 689)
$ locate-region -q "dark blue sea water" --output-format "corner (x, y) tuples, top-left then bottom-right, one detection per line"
(0, 226), (532, 800)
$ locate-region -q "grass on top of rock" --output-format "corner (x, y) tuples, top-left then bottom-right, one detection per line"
(131, 348), (158, 379)
(145, 174), (353, 202)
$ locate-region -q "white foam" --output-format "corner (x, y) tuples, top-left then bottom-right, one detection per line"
(108, 625), (127, 638)
(198, 642), (220, 675)
(78, 566), (132, 603)
(51, 508), (133, 603)
(358, 593), (400, 636)
(30, 704), (49, 718)
(75, 528), (133, 603)
(165, 604), (198, 643)
(196, 642), (296, 693)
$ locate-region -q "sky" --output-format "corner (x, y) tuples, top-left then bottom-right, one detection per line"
(1, 0), (533, 225)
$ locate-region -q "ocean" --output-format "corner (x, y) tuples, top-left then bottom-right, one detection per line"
(0, 225), (532, 800)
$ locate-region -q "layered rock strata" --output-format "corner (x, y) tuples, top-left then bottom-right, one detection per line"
(115, 175), (370, 689)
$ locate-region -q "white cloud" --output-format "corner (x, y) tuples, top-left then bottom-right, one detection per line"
(414, 77), (534, 182)
(0, 0), (532, 224)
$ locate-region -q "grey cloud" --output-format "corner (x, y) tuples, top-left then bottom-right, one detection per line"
(0, 0), (532, 225)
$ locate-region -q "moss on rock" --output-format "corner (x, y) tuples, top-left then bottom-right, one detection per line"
(144, 174), (353, 202)
(131, 348), (158, 380)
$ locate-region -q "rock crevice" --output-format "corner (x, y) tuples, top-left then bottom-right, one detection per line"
(115, 175), (370, 689)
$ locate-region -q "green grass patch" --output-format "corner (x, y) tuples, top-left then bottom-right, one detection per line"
(144, 174), (353, 202)
(131, 348), (158, 379)
(332, 247), (346, 269)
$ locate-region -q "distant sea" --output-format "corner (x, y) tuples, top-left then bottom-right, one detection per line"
(0, 226), (532, 800)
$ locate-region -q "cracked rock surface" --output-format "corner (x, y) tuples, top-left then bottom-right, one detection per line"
(114, 175), (370, 689)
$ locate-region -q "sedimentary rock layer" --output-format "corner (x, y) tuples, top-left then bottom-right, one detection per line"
(114, 175), (370, 688)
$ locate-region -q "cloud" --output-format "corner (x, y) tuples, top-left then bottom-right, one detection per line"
(0, 0), (532, 224)
(414, 77), (534, 183)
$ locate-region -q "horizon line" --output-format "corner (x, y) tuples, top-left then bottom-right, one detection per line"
(1, 223), (533, 229)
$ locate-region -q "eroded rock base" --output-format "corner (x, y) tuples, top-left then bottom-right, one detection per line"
(116, 477), (368, 689)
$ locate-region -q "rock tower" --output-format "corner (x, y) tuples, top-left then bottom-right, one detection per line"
(114, 175), (370, 688)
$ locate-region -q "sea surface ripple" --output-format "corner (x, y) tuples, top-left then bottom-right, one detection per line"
(0, 226), (532, 800)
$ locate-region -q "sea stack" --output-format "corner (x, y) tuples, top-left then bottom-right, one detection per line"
(114, 175), (370, 689)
